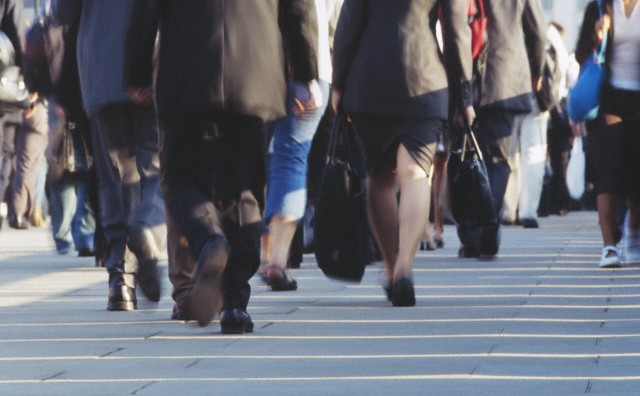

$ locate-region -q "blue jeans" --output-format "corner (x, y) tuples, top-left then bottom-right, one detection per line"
(49, 171), (96, 254)
(48, 106), (96, 254)
(265, 80), (330, 221)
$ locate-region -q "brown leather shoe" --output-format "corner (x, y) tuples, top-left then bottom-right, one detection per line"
(189, 236), (229, 327)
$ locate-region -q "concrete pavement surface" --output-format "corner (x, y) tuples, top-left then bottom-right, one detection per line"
(0, 211), (639, 395)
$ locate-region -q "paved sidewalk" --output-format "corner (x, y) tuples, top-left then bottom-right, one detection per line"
(0, 211), (639, 395)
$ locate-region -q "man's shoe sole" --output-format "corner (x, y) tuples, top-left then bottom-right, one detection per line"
(107, 301), (136, 311)
(190, 237), (228, 327)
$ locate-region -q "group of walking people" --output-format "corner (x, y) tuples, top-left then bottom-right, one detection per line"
(0, 0), (638, 334)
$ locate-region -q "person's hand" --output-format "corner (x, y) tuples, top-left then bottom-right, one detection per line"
(128, 85), (154, 106)
(53, 104), (66, 119)
(571, 122), (583, 138)
(532, 75), (542, 93)
(331, 88), (342, 112)
(595, 14), (610, 43)
(453, 105), (476, 128)
(292, 80), (322, 116)
(463, 105), (476, 126)
(24, 92), (40, 118)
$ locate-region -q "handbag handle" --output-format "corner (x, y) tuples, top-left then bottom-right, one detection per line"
(595, 0), (607, 64)
(459, 122), (484, 162)
(326, 107), (355, 167)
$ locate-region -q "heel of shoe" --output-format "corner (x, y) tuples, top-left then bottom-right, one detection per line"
(391, 278), (416, 307)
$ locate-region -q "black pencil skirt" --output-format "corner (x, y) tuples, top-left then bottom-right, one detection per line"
(349, 114), (442, 177)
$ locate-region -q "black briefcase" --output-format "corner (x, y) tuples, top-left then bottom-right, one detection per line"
(313, 109), (370, 282)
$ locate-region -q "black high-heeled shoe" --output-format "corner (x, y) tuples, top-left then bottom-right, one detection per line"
(419, 238), (436, 251)
(391, 278), (416, 307)
(266, 265), (298, 291)
(433, 236), (444, 248)
(383, 281), (392, 301)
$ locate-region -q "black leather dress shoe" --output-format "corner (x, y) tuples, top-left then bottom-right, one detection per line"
(220, 308), (254, 334)
(77, 248), (95, 257)
(8, 214), (29, 230)
(107, 284), (137, 311)
(190, 236), (229, 327)
(171, 305), (192, 321)
(128, 226), (161, 302)
(458, 244), (480, 258)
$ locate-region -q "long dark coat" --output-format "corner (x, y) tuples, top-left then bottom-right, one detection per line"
(125, 0), (319, 124)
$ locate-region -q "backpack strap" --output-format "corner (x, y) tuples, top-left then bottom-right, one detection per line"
(595, 0), (608, 63)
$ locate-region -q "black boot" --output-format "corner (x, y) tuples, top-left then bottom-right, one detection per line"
(107, 282), (137, 311)
(128, 225), (161, 302)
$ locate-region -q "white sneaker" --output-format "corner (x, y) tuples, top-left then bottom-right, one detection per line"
(623, 228), (640, 262)
(599, 246), (621, 268)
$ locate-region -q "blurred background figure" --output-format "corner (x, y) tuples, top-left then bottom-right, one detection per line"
(456, 0), (547, 258)
(574, 0), (640, 267)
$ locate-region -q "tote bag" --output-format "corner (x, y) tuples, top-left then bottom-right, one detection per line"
(568, 0), (606, 123)
(313, 109), (370, 282)
(566, 136), (585, 200)
(445, 125), (497, 228)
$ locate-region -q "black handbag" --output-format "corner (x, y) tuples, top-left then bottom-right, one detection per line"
(0, 32), (30, 114)
(446, 124), (497, 228)
(313, 109), (370, 282)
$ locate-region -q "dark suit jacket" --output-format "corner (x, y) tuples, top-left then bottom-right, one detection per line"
(477, 0), (547, 112)
(125, 0), (319, 124)
(0, 0), (24, 67)
(332, 0), (473, 120)
(52, 0), (139, 116)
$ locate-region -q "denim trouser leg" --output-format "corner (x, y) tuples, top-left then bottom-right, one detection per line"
(265, 80), (330, 221)
(71, 173), (96, 251)
(49, 174), (75, 253)
(70, 128), (96, 251)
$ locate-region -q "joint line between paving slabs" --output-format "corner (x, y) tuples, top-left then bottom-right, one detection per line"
(131, 381), (157, 395)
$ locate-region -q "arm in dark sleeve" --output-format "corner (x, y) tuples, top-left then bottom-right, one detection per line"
(0, 0), (24, 67)
(124, 0), (160, 88)
(574, 1), (599, 65)
(331, 0), (366, 92)
(522, 0), (548, 80)
(280, 0), (319, 83)
(440, 0), (473, 108)
(51, 0), (82, 25)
